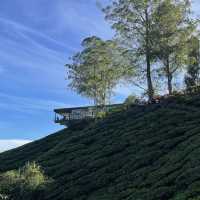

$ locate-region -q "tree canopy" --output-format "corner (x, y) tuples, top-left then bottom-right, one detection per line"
(66, 36), (134, 106)
(66, 0), (200, 105)
(152, 0), (196, 94)
(185, 36), (200, 89)
(103, 0), (163, 101)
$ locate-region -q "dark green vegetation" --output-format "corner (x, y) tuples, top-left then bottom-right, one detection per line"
(1, 95), (200, 199)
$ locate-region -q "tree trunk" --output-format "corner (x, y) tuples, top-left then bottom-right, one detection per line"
(145, 7), (154, 102)
(146, 52), (154, 101)
(166, 57), (173, 95)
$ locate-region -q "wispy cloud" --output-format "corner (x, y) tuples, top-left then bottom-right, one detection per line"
(0, 139), (31, 153)
(0, 17), (66, 70)
(0, 17), (76, 52)
(55, 0), (113, 39)
(0, 16), (69, 90)
(0, 92), (71, 115)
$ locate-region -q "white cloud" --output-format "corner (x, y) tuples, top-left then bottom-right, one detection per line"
(0, 139), (31, 153)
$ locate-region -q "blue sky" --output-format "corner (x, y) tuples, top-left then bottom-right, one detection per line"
(0, 0), (130, 151)
(0, 0), (200, 151)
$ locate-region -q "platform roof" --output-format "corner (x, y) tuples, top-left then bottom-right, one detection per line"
(54, 104), (123, 114)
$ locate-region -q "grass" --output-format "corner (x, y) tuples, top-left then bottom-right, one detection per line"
(1, 94), (200, 199)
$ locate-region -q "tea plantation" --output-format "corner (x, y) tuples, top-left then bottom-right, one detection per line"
(1, 95), (200, 200)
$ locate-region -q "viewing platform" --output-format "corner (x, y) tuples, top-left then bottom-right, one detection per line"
(54, 104), (123, 127)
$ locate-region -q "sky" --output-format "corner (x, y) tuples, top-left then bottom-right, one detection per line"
(0, 0), (200, 152)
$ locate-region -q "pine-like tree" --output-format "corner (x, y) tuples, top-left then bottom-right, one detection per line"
(185, 36), (200, 89)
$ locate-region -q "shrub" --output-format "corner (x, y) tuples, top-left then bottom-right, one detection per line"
(124, 95), (137, 107)
(0, 162), (52, 200)
(96, 111), (107, 119)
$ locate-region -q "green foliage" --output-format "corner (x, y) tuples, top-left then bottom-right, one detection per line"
(124, 95), (137, 106)
(102, 0), (199, 98)
(185, 36), (200, 89)
(103, 0), (163, 100)
(66, 36), (133, 106)
(0, 162), (51, 200)
(96, 111), (107, 119)
(123, 94), (144, 110)
(152, 0), (196, 94)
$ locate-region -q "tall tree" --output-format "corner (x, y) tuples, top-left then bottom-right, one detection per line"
(152, 0), (196, 94)
(185, 36), (200, 89)
(66, 36), (133, 106)
(103, 0), (160, 101)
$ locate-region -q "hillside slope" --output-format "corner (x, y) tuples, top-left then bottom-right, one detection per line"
(1, 95), (200, 200)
